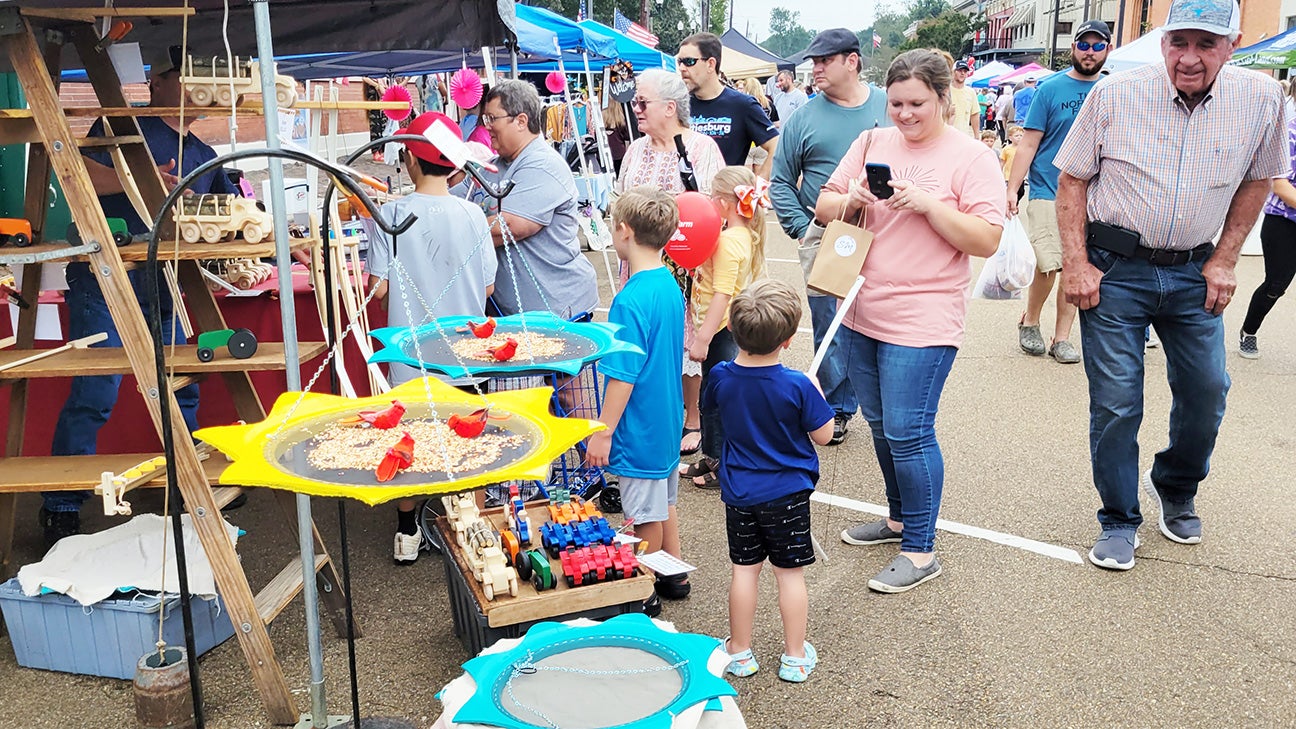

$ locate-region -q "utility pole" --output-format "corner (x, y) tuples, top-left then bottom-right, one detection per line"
(1082, 0), (1091, 23)
(640, 0), (650, 28)
(1048, 0), (1063, 65)
(1116, 0), (1127, 44)
(729, 0), (735, 31)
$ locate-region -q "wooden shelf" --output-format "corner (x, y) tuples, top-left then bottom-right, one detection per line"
(0, 341), (327, 380)
(0, 236), (317, 264)
(0, 453), (227, 493)
(0, 99), (411, 119)
(437, 507), (654, 629)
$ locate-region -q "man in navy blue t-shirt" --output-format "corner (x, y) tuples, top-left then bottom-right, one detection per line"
(677, 33), (778, 178)
(41, 45), (239, 544)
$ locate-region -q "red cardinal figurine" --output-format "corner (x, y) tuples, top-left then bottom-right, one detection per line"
(481, 337), (518, 362)
(447, 408), (490, 438)
(457, 317), (497, 338)
(375, 431), (415, 482)
(340, 400), (406, 429)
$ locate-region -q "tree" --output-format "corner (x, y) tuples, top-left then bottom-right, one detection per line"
(651, 0), (698, 54)
(900, 10), (975, 58)
(708, 0), (728, 35)
(764, 7), (816, 58)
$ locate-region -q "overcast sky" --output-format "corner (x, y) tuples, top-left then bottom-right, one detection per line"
(725, 0), (886, 44)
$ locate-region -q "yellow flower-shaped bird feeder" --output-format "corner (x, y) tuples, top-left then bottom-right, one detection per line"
(194, 378), (603, 506)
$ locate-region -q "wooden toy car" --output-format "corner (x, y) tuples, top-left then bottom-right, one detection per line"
(442, 493), (480, 550)
(508, 496), (532, 545)
(464, 521), (518, 600)
(500, 528), (521, 567)
(523, 550), (556, 591)
(66, 217), (131, 247)
(0, 218), (32, 247)
(180, 55), (297, 108)
(196, 327), (258, 362)
(560, 548), (595, 588)
(175, 194), (273, 244)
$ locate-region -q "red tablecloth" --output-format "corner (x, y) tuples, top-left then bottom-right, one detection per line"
(0, 265), (384, 456)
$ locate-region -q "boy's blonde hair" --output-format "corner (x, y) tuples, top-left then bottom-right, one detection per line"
(979, 130), (998, 144)
(709, 166), (768, 280)
(611, 186), (679, 250)
(729, 279), (800, 356)
(1007, 124), (1025, 138)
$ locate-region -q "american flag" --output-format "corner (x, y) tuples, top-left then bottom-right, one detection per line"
(577, 0), (587, 21)
(872, 32), (882, 49)
(614, 8), (658, 48)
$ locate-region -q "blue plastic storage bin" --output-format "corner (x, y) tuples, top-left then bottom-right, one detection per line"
(0, 578), (235, 679)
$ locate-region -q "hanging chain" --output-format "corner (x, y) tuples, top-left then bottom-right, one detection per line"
(388, 255), (455, 478)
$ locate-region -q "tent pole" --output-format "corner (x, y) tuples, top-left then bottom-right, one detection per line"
(251, 2), (328, 727)
(511, 47), (519, 78)
(556, 39), (591, 179)
(582, 51), (614, 174)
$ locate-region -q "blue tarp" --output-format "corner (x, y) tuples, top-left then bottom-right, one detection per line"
(516, 5), (618, 58)
(518, 19), (675, 73)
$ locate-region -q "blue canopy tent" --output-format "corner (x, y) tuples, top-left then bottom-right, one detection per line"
(518, 19), (676, 72)
(516, 4), (617, 58)
(720, 28), (794, 72)
(1231, 25), (1296, 68)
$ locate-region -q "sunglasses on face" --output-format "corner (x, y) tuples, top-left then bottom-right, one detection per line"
(630, 98), (666, 112)
(676, 56), (703, 67)
(1075, 40), (1108, 51)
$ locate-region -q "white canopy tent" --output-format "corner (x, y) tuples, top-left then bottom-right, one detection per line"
(968, 60), (1014, 84)
(723, 46), (778, 80)
(1106, 28), (1164, 73)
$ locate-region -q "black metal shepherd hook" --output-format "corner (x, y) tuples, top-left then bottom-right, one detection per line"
(141, 146), (414, 729)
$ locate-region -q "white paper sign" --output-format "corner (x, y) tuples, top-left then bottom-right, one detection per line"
(638, 551), (697, 576)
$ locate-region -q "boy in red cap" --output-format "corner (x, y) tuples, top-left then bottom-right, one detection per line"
(366, 111), (498, 564)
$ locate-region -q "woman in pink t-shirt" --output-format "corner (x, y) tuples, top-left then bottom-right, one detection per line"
(816, 49), (1005, 594)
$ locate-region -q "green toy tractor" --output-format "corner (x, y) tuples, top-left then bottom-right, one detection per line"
(196, 328), (258, 362)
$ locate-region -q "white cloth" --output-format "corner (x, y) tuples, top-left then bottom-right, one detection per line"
(17, 514), (240, 606)
(432, 618), (748, 729)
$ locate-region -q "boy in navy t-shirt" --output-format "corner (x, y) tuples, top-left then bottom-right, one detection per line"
(703, 279), (834, 683)
(585, 187), (686, 617)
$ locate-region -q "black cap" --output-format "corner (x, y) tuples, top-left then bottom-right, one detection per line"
(1074, 19), (1112, 41)
(954, 60), (970, 71)
(802, 28), (860, 60)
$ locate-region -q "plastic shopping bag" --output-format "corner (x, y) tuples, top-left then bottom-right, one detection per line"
(973, 217), (1037, 299)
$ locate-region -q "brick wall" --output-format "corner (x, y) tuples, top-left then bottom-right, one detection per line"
(57, 80), (370, 143)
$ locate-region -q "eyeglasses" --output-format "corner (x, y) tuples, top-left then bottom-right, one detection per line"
(481, 113), (517, 125)
(630, 98), (665, 112)
(1075, 40), (1108, 51)
(676, 56), (703, 67)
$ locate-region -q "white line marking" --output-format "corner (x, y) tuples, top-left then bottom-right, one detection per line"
(767, 257), (799, 264)
(810, 491), (1085, 565)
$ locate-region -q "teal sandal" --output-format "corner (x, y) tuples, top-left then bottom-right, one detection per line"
(778, 641), (817, 683)
(723, 638), (759, 678)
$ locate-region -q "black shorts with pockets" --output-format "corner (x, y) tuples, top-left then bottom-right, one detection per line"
(725, 490), (815, 569)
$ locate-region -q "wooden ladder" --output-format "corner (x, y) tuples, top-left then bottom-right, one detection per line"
(0, 9), (356, 725)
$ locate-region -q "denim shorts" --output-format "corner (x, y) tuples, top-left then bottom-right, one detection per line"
(725, 490), (815, 568)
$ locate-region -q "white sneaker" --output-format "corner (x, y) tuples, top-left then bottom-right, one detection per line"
(393, 531), (422, 565)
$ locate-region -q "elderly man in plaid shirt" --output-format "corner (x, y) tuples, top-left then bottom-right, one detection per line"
(1055, 0), (1287, 571)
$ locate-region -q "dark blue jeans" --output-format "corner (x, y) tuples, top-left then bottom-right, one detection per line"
(842, 328), (956, 553)
(808, 294), (858, 419)
(1080, 247), (1228, 531)
(44, 263), (200, 512)
(699, 326), (738, 461)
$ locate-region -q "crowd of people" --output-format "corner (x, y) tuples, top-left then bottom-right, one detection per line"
(51, 0), (1289, 688)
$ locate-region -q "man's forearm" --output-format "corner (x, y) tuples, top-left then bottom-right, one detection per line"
(1056, 173), (1091, 267)
(756, 138), (777, 180)
(84, 156), (126, 196)
(1212, 179), (1273, 266)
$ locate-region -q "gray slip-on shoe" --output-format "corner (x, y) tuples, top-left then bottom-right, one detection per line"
(1049, 339), (1081, 364)
(1142, 469), (1202, 544)
(1019, 323), (1046, 356)
(841, 519), (902, 546)
(1088, 530), (1140, 570)
(867, 554), (942, 593)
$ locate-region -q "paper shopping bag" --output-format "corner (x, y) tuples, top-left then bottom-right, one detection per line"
(806, 218), (873, 299)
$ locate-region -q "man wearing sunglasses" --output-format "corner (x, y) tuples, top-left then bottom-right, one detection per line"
(1007, 20), (1112, 366)
(677, 32), (779, 178)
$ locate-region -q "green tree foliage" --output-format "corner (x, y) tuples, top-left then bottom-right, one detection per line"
(899, 9), (978, 58)
(709, 0), (729, 35)
(763, 7), (816, 58)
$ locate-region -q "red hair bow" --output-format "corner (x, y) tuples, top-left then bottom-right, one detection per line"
(735, 178), (771, 219)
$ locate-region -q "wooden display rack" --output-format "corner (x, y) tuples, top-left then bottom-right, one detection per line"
(0, 7), (353, 724)
(435, 505), (654, 630)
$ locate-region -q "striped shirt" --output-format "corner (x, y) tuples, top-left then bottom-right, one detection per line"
(1054, 63), (1287, 251)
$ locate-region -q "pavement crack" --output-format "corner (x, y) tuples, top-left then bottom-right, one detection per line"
(1137, 555), (1296, 581)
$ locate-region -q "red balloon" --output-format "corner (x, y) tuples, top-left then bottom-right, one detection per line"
(666, 191), (721, 270)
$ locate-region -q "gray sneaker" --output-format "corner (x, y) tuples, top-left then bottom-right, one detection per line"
(1141, 469), (1202, 544)
(841, 519), (903, 546)
(1019, 323), (1046, 356)
(1239, 331), (1260, 359)
(1049, 339), (1081, 364)
(1088, 529), (1140, 570)
(867, 554), (942, 593)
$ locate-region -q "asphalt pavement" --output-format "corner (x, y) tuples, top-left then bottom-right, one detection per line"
(1, 221), (1293, 728)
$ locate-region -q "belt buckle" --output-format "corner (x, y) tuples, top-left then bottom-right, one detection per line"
(1146, 248), (1178, 266)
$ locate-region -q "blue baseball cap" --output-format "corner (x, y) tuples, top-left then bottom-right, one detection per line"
(1162, 0), (1240, 37)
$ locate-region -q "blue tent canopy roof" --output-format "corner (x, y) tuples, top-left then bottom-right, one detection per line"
(515, 4), (618, 58)
(518, 19), (675, 73)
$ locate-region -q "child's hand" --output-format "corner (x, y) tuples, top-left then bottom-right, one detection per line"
(585, 430), (612, 468)
(688, 336), (710, 363)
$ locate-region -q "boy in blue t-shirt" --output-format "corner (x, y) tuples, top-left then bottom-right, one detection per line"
(585, 187), (686, 617)
(703, 279), (834, 683)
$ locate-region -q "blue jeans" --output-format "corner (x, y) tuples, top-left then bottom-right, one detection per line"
(807, 294), (858, 419)
(842, 328), (956, 553)
(699, 326), (738, 461)
(1080, 247), (1228, 531)
(45, 263), (200, 512)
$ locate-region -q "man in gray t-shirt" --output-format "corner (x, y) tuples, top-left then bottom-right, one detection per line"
(480, 81), (600, 318)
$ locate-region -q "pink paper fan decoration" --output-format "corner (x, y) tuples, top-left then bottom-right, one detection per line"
(545, 71), (567, 94)
(381, 84), (413, 121)
(450, 68), (483, 109)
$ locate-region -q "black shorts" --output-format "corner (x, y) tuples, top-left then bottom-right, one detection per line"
(725, 490), (815, 569)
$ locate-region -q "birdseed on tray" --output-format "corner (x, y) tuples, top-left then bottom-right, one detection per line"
(306, 420), (524, 475)
(450, 331), (566, 361)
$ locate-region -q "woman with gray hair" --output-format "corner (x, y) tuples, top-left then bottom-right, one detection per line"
(615, 68), (723, 459)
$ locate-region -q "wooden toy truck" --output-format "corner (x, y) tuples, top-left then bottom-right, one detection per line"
(175, 194), (273, 244)
(180, 55), (297, 109)
(0, 218), (32, 247)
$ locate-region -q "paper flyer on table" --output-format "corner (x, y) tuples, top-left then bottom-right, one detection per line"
(639, 551), (697, 576)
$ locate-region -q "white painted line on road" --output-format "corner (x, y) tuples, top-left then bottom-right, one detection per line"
(810, 491), (1085, 565)
(768, 257), (800, 264)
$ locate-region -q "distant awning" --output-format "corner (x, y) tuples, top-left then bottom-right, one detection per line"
(1005, 3), (1036, 30)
